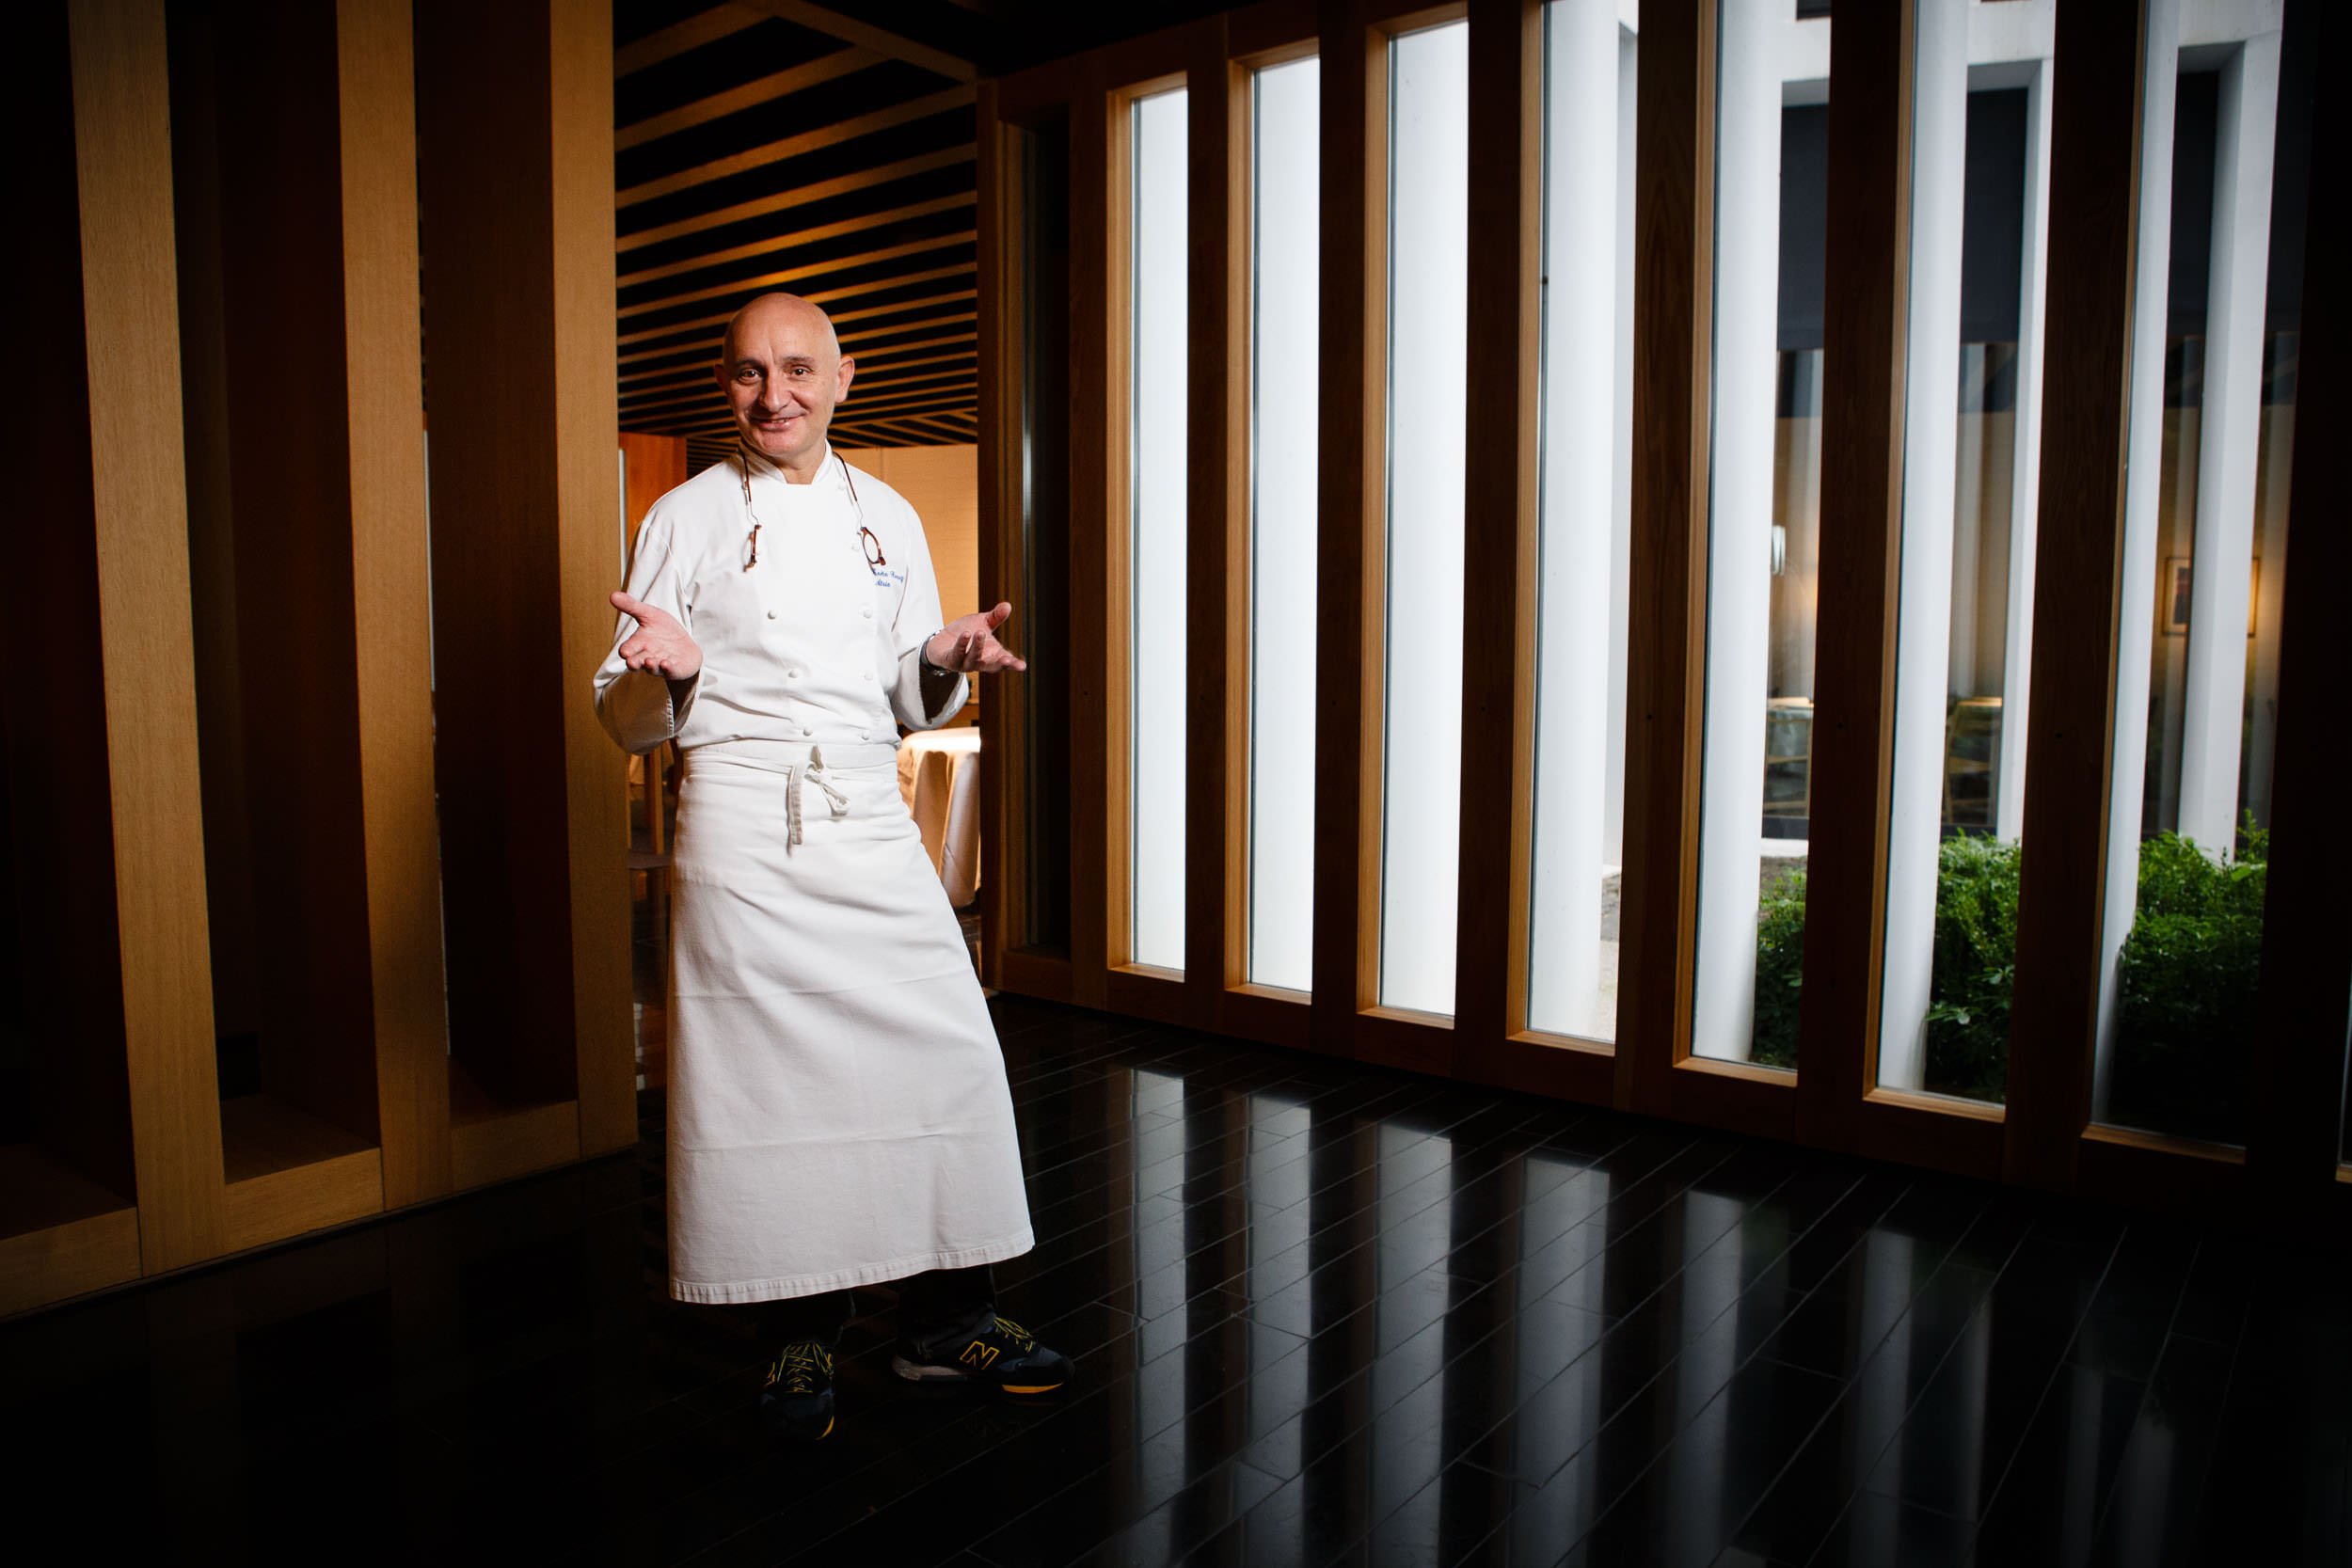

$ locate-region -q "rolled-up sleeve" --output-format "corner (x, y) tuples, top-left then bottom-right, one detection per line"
(884, 501), (967, 730)
(595, 511), (701, 753)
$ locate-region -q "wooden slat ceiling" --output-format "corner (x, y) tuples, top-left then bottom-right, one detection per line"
(615, 2), (983, 466)
(614, 0), (1231, 468)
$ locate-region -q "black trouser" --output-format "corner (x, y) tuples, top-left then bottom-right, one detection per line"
(763, 1262), (994, 1355)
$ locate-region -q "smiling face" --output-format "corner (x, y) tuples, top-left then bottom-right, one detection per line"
(715, 294), (855, 478)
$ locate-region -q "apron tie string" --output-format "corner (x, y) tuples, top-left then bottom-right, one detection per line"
(784, 746), (851, 849)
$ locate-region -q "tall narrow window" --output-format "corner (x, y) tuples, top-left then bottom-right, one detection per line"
(1377, 21), (1470, 1017)
(1248, 56), (1320, 993)
(1128, 87), (1188, 973)
(2094, 24), (2296, 1147)
(1690, 0), (1830, 1068)
(1527, 0), (1637, 1043)
(1877, 7), (2052, 1106)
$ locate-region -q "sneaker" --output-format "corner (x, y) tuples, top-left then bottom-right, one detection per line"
(890, 1314), (1073, 1396)
(759, 1339), (836, 1440)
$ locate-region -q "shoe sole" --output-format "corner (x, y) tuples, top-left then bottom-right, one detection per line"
(891, 1354), (1065, 1395)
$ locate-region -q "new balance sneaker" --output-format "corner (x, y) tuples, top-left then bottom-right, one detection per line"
(759, 1339), (836, 1440)
(890, 1314), (1073, 1396)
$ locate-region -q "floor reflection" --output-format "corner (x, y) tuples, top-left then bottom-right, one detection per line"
(0, 995), (2344, 1565)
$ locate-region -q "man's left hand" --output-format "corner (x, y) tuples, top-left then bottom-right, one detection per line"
(926, 602), (1029, 674)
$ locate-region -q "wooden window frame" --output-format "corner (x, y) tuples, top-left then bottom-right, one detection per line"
(977, 0), (2352, 1220)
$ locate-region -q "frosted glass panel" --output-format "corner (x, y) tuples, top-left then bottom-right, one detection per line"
(1526, 1), (1636, 1042)
(1248, 58), (1320, 992)
(1130, 87), (1188, 972)
(1377, 23), (1469, 1016)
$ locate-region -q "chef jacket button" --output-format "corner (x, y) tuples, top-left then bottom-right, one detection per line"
(787, 668), (801, 679)
(801, 725), (812, 736)
(861, 608), (874, 620)
(857, 730), (869, 740)
(860, 671), (873, 682)
(766, 610), (777, 620)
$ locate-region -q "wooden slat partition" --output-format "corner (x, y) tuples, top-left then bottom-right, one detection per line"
(976, 81), (1020, 990)
(1794, 0), (1909, 1149)
(1310, 0), (1382, 1056)
(1457, 0), (1610, 1101)
(1186, 23), (1245, 1025)
(1617, 0), (1711, 1119)
(549, 0), (635, 1160)
(7, 0), (648, 1320)
(338, 0), (453, 1208)
(68, 0), (228, 1274)
(2, 0), (140, 1308)
(414, 0), (628, 1176)
(2005, 0), (2148, 1191)
(1068, 73), (1114, 1011)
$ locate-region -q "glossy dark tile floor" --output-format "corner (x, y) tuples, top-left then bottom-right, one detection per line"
(4, 996), (2346, 1565)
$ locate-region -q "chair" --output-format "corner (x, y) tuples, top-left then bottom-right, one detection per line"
(1942, 696), (2002, 832)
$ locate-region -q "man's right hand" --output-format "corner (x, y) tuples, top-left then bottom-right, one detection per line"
(612, 591), (704, 680)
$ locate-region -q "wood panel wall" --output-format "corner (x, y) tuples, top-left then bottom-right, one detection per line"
(4, 0), (635, 1319)
(979, 0), (2349, 1225)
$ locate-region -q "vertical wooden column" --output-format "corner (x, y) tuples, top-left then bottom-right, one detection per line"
(168, 0), (451, 1226)
(1068, 74), (1114, 1009)
(2006, 0), (2149, 1190)
(1310, 0), (1381, 1051)
(1454, 0), (1541, 1074)
(339, 0), (454, 1203)
(976, 83), (1021, 990)
(0, 0), (142, 1315)
(2249, 0), (2350, 1208)
(1186, 24), (1247, 1010)
(205, 0), (383, 1180)
(1793, 0), (1909, 1146)
(66, 0), (227, 1271)
(416, 0), (629, 1168)
(1617, 0), (1712, 1116)
(548, 1), (632, 1158)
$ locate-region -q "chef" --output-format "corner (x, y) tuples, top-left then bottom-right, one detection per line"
(594, 292), (1070, 1442)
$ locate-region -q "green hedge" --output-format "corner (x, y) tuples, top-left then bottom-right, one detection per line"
(1743, 821), (2265, 1130)
(2109, 820), (2267, 1142)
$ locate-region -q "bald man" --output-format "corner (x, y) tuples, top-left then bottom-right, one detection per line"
(595, 293), (1068, 1442)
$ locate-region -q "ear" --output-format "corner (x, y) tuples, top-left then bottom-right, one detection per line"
(835, 355), (855, 402)
(712, 361), (730, 393)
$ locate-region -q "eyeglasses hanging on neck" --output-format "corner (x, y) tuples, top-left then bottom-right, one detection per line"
(734, 443), (865, 571)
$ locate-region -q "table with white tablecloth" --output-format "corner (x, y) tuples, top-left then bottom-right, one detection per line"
(897, 727), (981, 908)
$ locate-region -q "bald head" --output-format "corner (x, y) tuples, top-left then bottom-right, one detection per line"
(715, 293), (855, 478)
(721, 292), (840, 364)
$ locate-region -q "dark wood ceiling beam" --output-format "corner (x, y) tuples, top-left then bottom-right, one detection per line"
(616, 45), (876, 151)
(616, 275), (975, 351)
(616, 230), (976, 321)
(618, 192), (974, 288)
(619, 144), (973, 252)
(617, 84), (974, 207)
(854, 415), (975, 444)
(615, 5), (762, 76)
(730, 0), (977, 84)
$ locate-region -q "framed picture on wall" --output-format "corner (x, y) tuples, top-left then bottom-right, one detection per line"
(2159, 558), (2261, 637)
(2164, 557), (2192, 635)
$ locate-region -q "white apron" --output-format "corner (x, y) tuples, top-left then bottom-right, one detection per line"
(595, 449), (1034, 1304)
